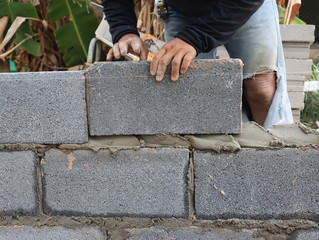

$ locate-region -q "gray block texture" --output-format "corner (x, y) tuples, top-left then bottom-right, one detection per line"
(126, 228), (264, 240)
(43, 148), (189, 218)
(0, 151), (38, 215)
(87, 60), (242, 135)
(194, 148), (319, 220)
(0, 226), (105, 240)
(289, 228), (319, 240)
(0, 71), (88, 144)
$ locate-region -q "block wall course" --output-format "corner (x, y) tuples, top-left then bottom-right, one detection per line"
(42, 148), (189, 218)
(0, 226), (105, 240)
(0, 151), (38, 216)
(0, 71), (88, 144)
(87, 60), (242, 135)
(194, 148), (319, 220)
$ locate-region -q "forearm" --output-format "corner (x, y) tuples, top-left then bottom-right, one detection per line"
(102, 0), (139, 43)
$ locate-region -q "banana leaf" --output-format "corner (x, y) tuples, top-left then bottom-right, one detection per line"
(0, 0), (40, 56)
(48, 0), (98, 67)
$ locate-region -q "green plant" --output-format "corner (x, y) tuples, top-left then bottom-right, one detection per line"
(0, 0), (40, 56)
(306, 62), (319, 81)
(301, 62), (319, 129)
(48, 0), (98, 67)
(0, 0), (98, 70)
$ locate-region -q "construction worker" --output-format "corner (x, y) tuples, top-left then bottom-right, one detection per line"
(102, 0), (293, 128)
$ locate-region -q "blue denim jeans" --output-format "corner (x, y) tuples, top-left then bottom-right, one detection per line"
(163, 0), (293, 128)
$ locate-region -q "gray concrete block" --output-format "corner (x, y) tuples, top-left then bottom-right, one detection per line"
(43, 148), (189, 217)
(289, 228), (319, 240)
(0, 226), (105, 240)
(87, 60), (242, 135)
(0, 151), (38, 215)
(125, 227), (264, 240)
(194, 148), (319, 220)
(0, 71), (88, 144)
(288, 91), (305, 109)
(280, 25), (315, 43)
(285, 59), (313, 75)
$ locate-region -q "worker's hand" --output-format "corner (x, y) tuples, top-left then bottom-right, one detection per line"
(106, 33), (149, 61)
(150, 38), (196, 81)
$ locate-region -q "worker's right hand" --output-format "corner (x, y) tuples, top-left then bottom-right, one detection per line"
(106, 33), (149, 61)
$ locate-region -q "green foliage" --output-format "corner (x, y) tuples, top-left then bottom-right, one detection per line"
(48, 0), (98, 67)
(301, 62), (319, 129)
(306, 62), (319, 81)
(0, 0), (40, 56)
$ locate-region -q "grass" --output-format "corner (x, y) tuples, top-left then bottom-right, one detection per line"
(300, 62), (319, 129)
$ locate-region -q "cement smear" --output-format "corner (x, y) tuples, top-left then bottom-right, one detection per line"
(269, 123), (319, 146)
(186, 134), (241, 152)
(0, 123), (318, 152)
(0, 216), (318, 240)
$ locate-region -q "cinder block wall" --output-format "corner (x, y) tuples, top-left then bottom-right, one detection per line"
(0, 60), (319, 240)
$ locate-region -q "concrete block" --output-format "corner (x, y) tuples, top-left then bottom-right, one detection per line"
(288, 91), (305, 109)
(285, 59), (313, 75)
(87, 60), (242, 135)
(0, 226), (105, 240)
(292, 109), (301, 123)
(0, 151), (38, 215)
(280, 25), (315, 43)
(289, 228), (319, 240)
(0, 71), (88, 144)
(282, 43), (311, 59)
(194, 148), (319, 220)
(123, 227), (264, 240)
(43, 148), (189, 218)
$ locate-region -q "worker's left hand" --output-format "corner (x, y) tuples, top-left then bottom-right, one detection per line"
(150, 38), (196, 81)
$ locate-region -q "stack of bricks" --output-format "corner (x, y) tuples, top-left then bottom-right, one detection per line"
(281, 25), (315, 122)
(217, 25), (315, 123)
(0, 60), (319, 239)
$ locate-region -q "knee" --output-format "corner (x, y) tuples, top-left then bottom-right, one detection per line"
(243, 73), (276, 106)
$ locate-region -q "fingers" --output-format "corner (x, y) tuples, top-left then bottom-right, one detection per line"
(150, 49), (166, 81)
(118, 41), (129, 56)
(107, 34), (149, 61)
(180, 52), (196, 74)
(139, 45), (149, 61)
(106, 48), (114, 61)
(150, 38), (196, 82)
(112, 43), (122, 59)
(171, 53), (184, 81)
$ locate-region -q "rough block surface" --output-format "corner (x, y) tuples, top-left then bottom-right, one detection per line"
(43, 148), (189, 218)
(0, 151), (38, 215)
(121, 227), (264, 240)
(0, 226), (105, 240)
(0, 71), (88, 144)
(87, 60), (242, 135)
(289, 228), (319, 240)
(194, 148), (319, 220)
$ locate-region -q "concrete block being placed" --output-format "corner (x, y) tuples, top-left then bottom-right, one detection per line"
(0, 71), (88, 144)
(87, 60), (242, 135)
(0, 151), (38, 215)
(194, 148), (319, 220)
(0, 226), (105, 240)
(43, 148), (189, 218)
